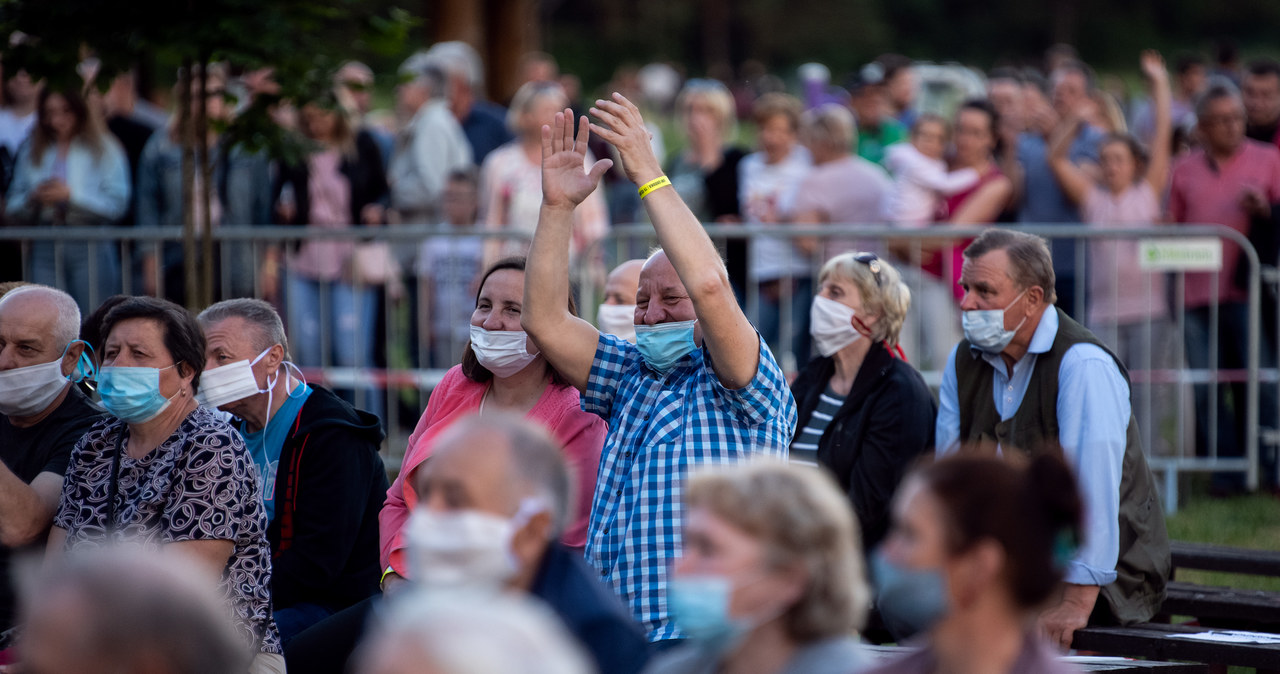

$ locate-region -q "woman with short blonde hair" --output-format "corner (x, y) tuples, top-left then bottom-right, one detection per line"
(789, 252), (936, 556)
(645, 461), (870, 674)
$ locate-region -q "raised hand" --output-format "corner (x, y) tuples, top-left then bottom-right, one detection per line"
(1140, 50), (1168, 84)
(541, 109), (613, 210)
(589, 93), (663, 185)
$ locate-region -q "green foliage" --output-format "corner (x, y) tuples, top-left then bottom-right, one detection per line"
(1166, 492), (1280, 592)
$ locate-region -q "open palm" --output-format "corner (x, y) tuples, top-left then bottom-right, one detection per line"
(541, 109), (613, 209)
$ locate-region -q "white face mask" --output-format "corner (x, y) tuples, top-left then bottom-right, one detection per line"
(195, 347), (274, 409)
(405, 503), (541, 592)
(469, 325), (539, 378)
(597, 303), (637, 342)
(0, 358), (70, 418)
(809, 295), (863, 357)
(961, 289), (1028, 354)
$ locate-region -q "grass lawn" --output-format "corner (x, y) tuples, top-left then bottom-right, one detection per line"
(1165, 490), (1280, 591)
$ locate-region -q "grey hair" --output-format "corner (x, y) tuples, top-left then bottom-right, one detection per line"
(818, 252), (911, 347)
(356, 592), (592, 674)
(399, 51), (448, 99)
(0, 285), (80, 346)
(963, 229), (1058, 305)
(33, 548), (252, 674)
(197, 298), (290, 359)
(426, 41), (485, 90)
(506, 81), (568, 134)
(801, 103), (856, 154)
(1196, 75), (1244, 121)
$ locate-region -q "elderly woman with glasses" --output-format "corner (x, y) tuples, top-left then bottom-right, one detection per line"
(790, 251), (937, 555)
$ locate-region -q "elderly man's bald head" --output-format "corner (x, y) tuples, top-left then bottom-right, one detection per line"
(0, 285), (81, 346)
(603, 259), (644, 306)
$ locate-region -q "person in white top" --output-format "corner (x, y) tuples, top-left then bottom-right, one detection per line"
(0, 69), (39, 161)
(387, 53), (474, 225)
(884, 114), (980, 227)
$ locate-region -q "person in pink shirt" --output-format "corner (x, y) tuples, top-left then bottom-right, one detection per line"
(378, 257), (606, 591)
(1169, 78), (1280, 491)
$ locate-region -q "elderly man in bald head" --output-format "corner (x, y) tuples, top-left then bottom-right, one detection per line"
(0, 286), (103, 633)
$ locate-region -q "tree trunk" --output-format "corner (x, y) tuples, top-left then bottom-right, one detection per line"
(197, 58), (214, 307)
(179, 59), (198, 309)
(487, 0), (538, 103)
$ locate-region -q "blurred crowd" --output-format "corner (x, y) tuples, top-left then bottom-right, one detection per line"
(0, 36), (1277, 674)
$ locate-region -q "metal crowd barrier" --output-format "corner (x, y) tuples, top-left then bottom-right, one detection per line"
(2, 223), (1271, 512)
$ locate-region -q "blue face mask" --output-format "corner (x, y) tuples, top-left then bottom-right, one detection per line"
(872, 552), (950, 640)
(666, 575), (747, 650)
(97, 364), (180, 424)
(634, 319), (698, 374)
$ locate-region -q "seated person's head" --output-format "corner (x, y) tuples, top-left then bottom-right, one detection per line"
(910, 113), (951, 161)
(19, 547), (252, 674)
(355, 592), (591, 674)
(442, 169), (479, 227)
(597, 259), (645, 342)
(98, 296), (206, 423)
(0, 285), (92, 419)
(670, 461), (870, 647)
(196, 298), (291, 416)
(876, 454), (1082, 638)
(812, 252), (910, 356)
(407, 413), (571, 591)
(462, 257), (576, 384)
(959, 230), (1056, 354)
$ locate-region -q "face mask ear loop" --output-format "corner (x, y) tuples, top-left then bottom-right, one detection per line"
(64, 340), (99, 386)
(283, 361), (308, 399)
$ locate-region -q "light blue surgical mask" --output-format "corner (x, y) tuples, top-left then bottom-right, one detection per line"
(634, 319), (698, 374)
(871, 551), (950, 641)
(97, 364), (180, 424)
(961, 289), (1027, 354)
(666, 575), (747, 651)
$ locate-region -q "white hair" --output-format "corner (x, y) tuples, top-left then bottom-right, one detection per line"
(426, 41), (485, 90)
(0, 285), (81, 346)
(356, 592), (593, 674)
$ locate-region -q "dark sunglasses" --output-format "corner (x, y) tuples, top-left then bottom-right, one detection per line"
(854, 252), (882, 286)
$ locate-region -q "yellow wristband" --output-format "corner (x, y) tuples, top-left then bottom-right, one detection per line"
(380, 565), (397, 589)
(638, 175), (672, 199)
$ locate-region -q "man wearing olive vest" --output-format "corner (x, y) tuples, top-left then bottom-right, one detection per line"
(936, 229), (1169, 650)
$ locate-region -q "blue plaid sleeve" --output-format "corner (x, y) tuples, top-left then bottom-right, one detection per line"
(708, 334), (796, 428)
(582, 333), (641, 420)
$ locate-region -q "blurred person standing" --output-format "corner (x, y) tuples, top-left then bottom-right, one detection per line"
(0, 286), (101, 636)
(667, 79), (749, 296)
(1049, 51), (1176, 457)
(5, 86), (128, 313)
(646, 462), (871, 674)
(878, 54), (918, 129)
(847, 64), (906, 167)
(867, 455), (1084, 672)
(480, 81), (608, 266)
(425, 41), (514, 164)
(335, 61), (393, 166)
(1169, 78), (1280, 492)
(884, 114), (980, 227)
(0, 69), (39, 192)
(739, 93), (812, 370)
(596, 259), (643, 342)
(1243, 58), (1280, 149)
(790, 253), (935, 553)
(936, 230), (1169, 649)
(414, 169), (485, 367)
(1013, 61), (1105, 319)
(1131, 53), (1205, 146)
(388, 53), (472, 226)
(274, 97), (390, 425)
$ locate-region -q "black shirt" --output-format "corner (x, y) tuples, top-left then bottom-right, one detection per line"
(0, 385), (102, 630)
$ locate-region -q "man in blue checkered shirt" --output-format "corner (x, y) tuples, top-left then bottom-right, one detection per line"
(523, 94), (796, 643)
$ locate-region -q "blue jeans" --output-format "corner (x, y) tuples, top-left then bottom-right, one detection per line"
(286, 274), (383, 425)
(29, 240), (121, 314)
(756, 277), (812, 370)
(1183, 302), (1278, 489)
(274, 602), (336, 647)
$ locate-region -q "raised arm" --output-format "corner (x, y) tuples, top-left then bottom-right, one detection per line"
(1142, 50), (1174, 195)
(1047, 118), (1093, 206)
(590, 93), (760, 388)
(522, 111), (614, 392)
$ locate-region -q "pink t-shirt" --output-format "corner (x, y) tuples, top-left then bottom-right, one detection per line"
(1084, 182), (1167, 325)
(291, 150), (354, 281)
(1169, 140), (1280, 308)
(379, 365), (607, 576)
(792, 154), (893, 258)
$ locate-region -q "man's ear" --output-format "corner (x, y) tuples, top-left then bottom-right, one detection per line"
(60, 341), (85, 378)
(1025, 285), (1046, 312)
(511, 510), (554, 567)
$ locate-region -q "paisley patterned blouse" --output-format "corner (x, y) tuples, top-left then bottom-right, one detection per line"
(55, 406), (282, 655)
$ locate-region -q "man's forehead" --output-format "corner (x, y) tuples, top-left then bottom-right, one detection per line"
(961, 250), (1013, 283)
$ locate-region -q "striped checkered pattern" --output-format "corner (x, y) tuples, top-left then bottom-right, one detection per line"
(581, 333), (795, 641)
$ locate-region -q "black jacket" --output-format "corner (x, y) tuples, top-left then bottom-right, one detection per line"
(269, 385), (388, 612)
(790, 343), (937, 551)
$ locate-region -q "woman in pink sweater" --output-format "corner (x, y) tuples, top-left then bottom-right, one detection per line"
(379, 257), (606, 586)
